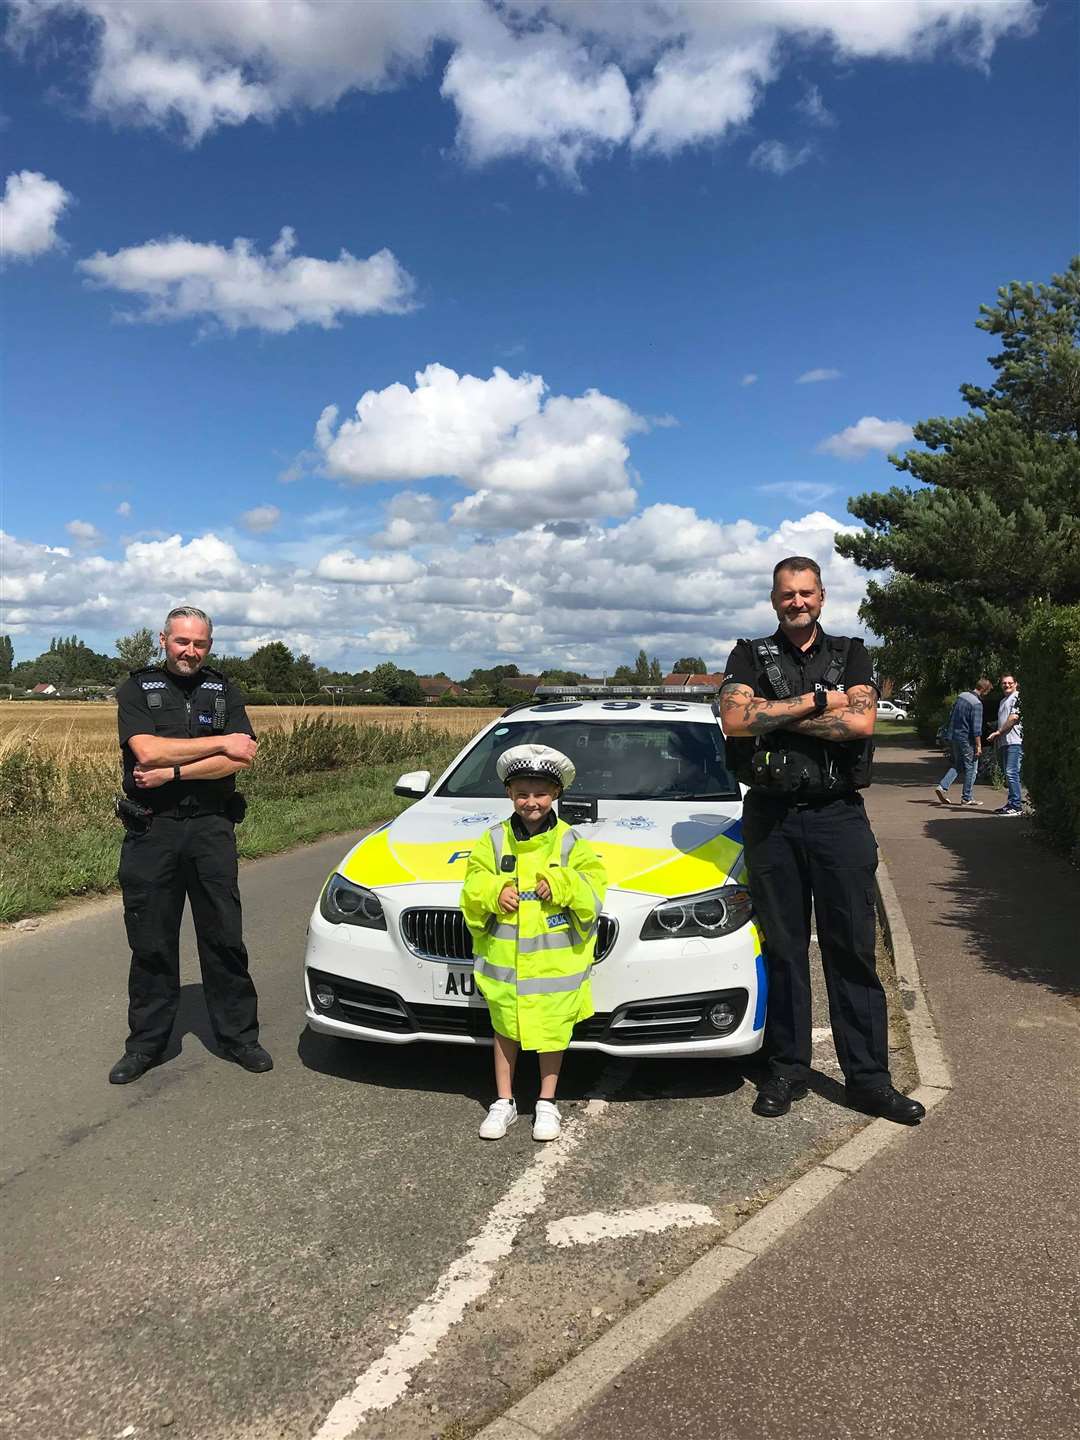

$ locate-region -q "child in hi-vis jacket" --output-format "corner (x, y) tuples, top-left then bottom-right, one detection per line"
(461, 744), (607, 1142)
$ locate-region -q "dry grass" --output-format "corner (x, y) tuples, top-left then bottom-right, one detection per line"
(0, 701), (499, 759)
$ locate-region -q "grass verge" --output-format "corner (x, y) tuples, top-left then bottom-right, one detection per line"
(0, 718), (463, 924)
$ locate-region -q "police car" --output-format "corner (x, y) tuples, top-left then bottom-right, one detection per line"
(303, 689), (765, 1059)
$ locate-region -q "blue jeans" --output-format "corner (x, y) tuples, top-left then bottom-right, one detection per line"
(1000, 744), (1023, 810)
(940, 739), (977, 803)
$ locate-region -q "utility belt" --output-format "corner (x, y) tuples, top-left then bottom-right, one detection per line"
(115, 792), (247, 834)
(746, 745), (856, 799)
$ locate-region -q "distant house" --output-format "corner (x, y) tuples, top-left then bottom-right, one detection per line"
(418, 677), (465, 703)
(509, 674), (543, 694)
(662, 672), (725, 688)
(30, 682), (58, 695)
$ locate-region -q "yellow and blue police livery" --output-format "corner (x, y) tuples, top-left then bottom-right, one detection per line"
(303, 696), (766, 1059)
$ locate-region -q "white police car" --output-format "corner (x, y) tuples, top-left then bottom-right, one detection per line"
(303, 692), (765, 1059)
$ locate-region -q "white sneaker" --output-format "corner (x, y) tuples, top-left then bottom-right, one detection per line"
(478, 1098), (517, 1140)
(959, 798), (983, 807)
(934, 786), (951, 806)
(532, 1100), (562, 1142)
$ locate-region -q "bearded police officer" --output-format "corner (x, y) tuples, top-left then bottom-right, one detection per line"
(108, 606), (272, 1084)
(720, 557), (924, 1125)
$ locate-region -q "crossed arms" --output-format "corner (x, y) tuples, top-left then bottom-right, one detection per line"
(719, 683), (877, 741)
(126, 731), (258, 788)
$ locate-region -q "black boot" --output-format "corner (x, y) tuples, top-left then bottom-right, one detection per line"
(752, 1073), (809, 1118)
(108, 1051), (157, 1085)
(225, 1041), (274, 1073)
(846, 1083), (925, 1125)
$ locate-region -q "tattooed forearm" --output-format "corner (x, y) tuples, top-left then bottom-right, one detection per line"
(788, 712), (859, 739)
(789, 685), (876, 740)
(719, 684), (814, 737)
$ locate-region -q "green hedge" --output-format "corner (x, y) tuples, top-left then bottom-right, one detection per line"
(1018, 603), (1080, 860)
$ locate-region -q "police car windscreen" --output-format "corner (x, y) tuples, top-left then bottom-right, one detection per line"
(439, 720), (739, 800)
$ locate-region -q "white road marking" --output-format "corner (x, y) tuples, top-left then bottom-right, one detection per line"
(546, 1203), (716, 1249)
(313, 1065), (630, 1439)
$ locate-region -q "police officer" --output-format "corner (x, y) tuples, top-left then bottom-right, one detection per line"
(720, 556), (924, 1125)
(108, 605), (272, 1084)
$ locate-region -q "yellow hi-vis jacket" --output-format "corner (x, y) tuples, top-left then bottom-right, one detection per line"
(461, 816), (607, 1052)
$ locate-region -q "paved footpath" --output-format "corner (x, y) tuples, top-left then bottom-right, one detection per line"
(558, 743), (1080, 1440)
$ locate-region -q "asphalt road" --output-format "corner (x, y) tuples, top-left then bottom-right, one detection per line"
(0, 834), (896, 1440)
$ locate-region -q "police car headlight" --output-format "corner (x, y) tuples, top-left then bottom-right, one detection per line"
(320, 873), (387, 930)
(640, 884), (753, 941)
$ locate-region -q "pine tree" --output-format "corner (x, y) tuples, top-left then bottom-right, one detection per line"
(836, 258), (1080, 691)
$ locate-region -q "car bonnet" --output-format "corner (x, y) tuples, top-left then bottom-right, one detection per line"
(339, 798), (746, 899)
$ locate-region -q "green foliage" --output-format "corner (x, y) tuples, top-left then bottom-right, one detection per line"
(466, 663), (520, 691)
(614, 649), (663, 683)
(115, 627), (158, 671)
(0, 635), (13, 678)
(248, 640), (296, 692)
(1017, 603), (1080, 860)
(370, 661), (424, 705)
(11, 634), (117, 689)
(672, 656), (706, 674)
(837, 258), (1080, 693)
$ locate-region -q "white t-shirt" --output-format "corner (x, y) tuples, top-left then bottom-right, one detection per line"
(996, 692), (1022, 746)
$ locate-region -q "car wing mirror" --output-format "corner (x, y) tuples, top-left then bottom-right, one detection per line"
(394, 769), (431, 799)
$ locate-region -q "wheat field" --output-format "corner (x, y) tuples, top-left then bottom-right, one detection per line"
(0, 701), (500, 760)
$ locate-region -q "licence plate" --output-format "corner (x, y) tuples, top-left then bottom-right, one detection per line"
(433, 965), (485, 1004)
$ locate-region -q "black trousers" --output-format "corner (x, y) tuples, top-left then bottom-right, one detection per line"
(742, 791), (890, 1089)
(118, 814), (260, 1055)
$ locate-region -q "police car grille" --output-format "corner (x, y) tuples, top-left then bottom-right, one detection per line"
(400, 908), (475, 961)
(401, 909), (617, 963)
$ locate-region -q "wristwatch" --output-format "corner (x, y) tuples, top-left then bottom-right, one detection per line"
(173, 765), (182, 782)
(813, 688), (828, 713)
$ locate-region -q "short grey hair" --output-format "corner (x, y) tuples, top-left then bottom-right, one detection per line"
(163, 605), (213, 640)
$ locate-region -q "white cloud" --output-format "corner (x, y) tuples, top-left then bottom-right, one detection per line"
(632, 38), (775, 155)
(1, 505), (878, 675)
(316, 364), (646, 528)
(443, 37), (634, 176)
(314, 551), (423, 585)
(8, 2), (1037, 173)
(796, 84), (835, 127)
(370, 492), (444, 549)
(749, 140), (815, 176)
(796, 368), (842, 384)
(64, 519), (104, 548)
(116, 501), (132, 517)
(740, 373), (758, 387)
(818, 416), (915, 459)
(0, 169), (71, 260)
(759, 481), (837, 504)
(240, 505), (281, 533)
(78, 226), (415, 333)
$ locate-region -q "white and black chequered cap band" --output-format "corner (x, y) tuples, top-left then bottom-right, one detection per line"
(496, 743), (576, 790)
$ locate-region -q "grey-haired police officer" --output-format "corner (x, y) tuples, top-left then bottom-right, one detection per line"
(108, 605), (272, 1084)
(720, 556), (924, 1125)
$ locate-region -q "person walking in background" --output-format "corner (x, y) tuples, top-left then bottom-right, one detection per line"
(934, 678), (992, 808)
(987, 673), (1023, 816)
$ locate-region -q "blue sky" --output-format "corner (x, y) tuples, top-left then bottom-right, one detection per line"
(1, 0), (1075, 676)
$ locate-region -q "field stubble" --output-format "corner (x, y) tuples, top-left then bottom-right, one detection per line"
(0, 704), (496, 924)
(0, 702), (499, 757)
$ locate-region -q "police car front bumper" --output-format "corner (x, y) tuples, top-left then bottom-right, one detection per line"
(302, 886), (765, 1060)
